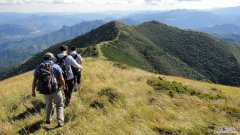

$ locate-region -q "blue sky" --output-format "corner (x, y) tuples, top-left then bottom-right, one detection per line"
(0, 0), (240, 12)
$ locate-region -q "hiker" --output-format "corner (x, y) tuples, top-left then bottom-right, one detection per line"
(32, 52), (65, 127)
(55, 45), (83, 107)
(69, 46), (83, 91)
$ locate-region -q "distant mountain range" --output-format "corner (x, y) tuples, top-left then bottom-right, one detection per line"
(0, 24), (40, 43)
(0, 24), (34, 35)
(216, 34), (240, 46)
(0, 20), (105, 72)
(1, 7), (240, 31)
(210, 6), (240, 15)
(0, 12), (117, 33)
(198, 24), (240, 35)
(197, 24), (240, 46)
(122, 9), (240, 29)
(2, 7), (240, 73)
(2, 21), (240, 87)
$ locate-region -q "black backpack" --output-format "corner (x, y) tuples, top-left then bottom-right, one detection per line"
(36, 63), (58, 94)
(56, 55), (68, 79)
(71, 54), (80, 74)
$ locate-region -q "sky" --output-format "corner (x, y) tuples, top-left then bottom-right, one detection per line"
(0, 0), (240, 13)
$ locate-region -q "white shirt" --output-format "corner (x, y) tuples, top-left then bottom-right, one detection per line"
(69, 51), (83, 65)
(55, 53), (83, 80)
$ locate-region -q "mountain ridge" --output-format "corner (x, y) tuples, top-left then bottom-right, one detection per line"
(1, 20), (240, 86)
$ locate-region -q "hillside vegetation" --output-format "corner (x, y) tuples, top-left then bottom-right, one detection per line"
(1, 21), (240, 87)
(102, 21), (240, 86)
(1, 58), (240, 134)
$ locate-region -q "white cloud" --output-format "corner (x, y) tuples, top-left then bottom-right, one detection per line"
(0, 0), (138, 4)
(0, 0), (240, 12)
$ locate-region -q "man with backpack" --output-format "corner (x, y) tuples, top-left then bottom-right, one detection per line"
(69, 46), (83, 91)
(32, 52), (65, 127)
(55, 45), (82, 107)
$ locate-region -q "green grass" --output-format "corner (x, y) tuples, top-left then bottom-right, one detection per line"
(1, 58), (240, 134)
(147, 77), (225, 100)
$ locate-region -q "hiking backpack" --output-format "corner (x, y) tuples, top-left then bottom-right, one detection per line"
(56, 55), (68, 79)
(36, 63), (58, 94)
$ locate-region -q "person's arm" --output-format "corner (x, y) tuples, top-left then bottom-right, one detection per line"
(59, 75), (66, 90)
(69, 56), (83, 70)
(55, 64), (66, 90)
(77, 54), (83, 65)
(32, 76), (37, 97)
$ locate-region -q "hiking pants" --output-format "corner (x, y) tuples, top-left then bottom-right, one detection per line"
(44, 90), (64, 124)
(74, 71), (81, 84)
(64, 79), (74, 101)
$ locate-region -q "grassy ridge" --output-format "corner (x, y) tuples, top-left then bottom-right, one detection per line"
(1, 58), (240, 134)
(102, 22), (206, 80)
(136, 21), (240, 86)
(102, 21), (240, 86)
(1, 20), (240, 87)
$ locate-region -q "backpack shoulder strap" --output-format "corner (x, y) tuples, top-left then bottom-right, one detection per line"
(63, 55), (67, 59)
(73, 54), (78, 59)
(55, 55), (60, 60)
(56, 55), (67, 61)
(49, 64), (56, 78)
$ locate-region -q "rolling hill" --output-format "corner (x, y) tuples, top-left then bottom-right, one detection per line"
(1, 58), (240, 134)
(0, 20), (105, 72)
(1, 21), (240, 87)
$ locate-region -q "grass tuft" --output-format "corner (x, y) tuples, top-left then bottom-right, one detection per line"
(98, 87), (119, 103)
(153, 127), (179, 135)
(89, 100), (105, 109)
(148, 78), (225, 100)
(220, 106), (240, 119)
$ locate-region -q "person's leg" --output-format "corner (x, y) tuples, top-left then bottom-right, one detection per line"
(63, 82), (68, 99)
(77, 71), (81, 85)
(64, 80), (70, 107)
(53, 90), (64, 126)
(66, 79), (74, 101)
(64, 79), (74, 106)
(44, 94), (53, 123)
(73, 73), (78, 91)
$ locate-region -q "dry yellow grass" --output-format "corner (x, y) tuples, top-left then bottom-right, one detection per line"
(0, 58), (240, 134)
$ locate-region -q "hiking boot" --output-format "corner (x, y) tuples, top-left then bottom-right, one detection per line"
(74, 83), (78, 92)
(57, 122), (64, 127)
(64, 99), (70, 108)
(46, 120), (51, 124)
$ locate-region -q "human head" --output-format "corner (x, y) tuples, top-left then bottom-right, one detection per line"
(44, 52), (55, 61)
(70, 46), (77, 52)
(59, 45), (68, 53)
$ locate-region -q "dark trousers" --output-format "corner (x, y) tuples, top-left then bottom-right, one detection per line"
(73, 71), (81, 84)
(64, 79), (74, 102)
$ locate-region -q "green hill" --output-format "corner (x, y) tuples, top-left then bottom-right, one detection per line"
(1, 58), (240, 134)
(1, 21), (240, 87)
